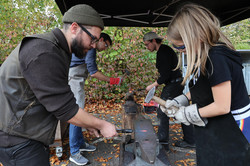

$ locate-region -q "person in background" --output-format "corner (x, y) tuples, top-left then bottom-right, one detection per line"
(0, 4), (117, 166)
(68, 32), (122, 165)
(143, 32), (195, 151)
(162, 3), (250, 165)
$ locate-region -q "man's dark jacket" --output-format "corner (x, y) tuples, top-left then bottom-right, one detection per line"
(0, 29), (78, 146)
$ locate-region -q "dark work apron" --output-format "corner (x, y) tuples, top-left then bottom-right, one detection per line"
(189, 74), (250, 166)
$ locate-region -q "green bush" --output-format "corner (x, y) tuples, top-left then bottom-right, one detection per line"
(1, 0), (249, 102)
(84, 27), (169, 102)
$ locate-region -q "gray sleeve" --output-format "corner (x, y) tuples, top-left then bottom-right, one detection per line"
(19, 39), (79, 122)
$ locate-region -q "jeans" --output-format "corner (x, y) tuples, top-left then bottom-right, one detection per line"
(0, 140), (50, 166)
(157, 82), (195, 144)
(69, 124), (85, 155)
(68, 64), (88, 155)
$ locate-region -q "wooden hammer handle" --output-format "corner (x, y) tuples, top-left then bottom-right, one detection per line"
(152, 96), (166, 106)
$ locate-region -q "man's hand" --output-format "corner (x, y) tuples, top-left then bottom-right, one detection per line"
(68, 108), (118, 138)
(110, 77), (123, 85)
(87, 128), (100, 137)
(174, 104), (208, 127)
(98, 120), (118, 138)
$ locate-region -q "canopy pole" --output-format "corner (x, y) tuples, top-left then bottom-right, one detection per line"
(113, 16), (149, 25)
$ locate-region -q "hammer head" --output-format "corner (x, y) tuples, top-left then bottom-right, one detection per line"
(144, 86), (156, 103)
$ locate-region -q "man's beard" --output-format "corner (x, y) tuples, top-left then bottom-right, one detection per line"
(71, 37), (87, 59)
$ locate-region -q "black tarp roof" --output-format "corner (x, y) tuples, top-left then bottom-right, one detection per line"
(55, 0), (250, 27)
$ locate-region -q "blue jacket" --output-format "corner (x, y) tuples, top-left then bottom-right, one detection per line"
(70, 49), (98, 75)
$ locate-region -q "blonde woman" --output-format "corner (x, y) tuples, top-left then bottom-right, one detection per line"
(161, 3), (250, 166)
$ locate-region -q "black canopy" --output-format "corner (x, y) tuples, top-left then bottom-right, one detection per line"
(55, 0), (250, 27)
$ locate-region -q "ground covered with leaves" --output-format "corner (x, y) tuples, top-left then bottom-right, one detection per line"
(49, 97), (196, 166)
(0, 98), (196, 166)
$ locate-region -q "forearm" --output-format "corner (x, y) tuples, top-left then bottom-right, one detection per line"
(199, 102), (230, 118)
(146, 81), (159, 91)
(67, 107), (104, 130)
(184, 92), (229, 118)
(91, 71), (110, 82)
(153, 81), (159, 87)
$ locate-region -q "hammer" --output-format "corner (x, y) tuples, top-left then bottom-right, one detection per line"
(144, 86), (179, 117)
(144, 86), (166, 106)
(116, 129), (133, 133)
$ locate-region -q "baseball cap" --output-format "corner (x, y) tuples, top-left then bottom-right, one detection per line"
(143, 32), (163, 41)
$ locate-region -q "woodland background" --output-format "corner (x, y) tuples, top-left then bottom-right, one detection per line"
(1, 0), (249, 102)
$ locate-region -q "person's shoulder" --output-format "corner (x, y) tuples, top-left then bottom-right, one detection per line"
(19, 37), (65, 69)
(159, 44), (176, 56)
(22, 37), (60, 54)
(86, 48), (96, 55)
(161, 44), (172, 50)
(208, 46), (228, 65)
(161, 44), (175, 52)
(209, 45), (238, 59)
(209, 45), (225, 53)
(209, 45), (243, 66)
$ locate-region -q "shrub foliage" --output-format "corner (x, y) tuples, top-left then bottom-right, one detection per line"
(1, 0), (249, 102)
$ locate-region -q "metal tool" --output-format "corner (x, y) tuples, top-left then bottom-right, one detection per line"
(55, 146), (63, 158)
(144, 86), (166, 106)
(137, 88), (145, 91)
(145, 87), (179, 120)
(117, 129), (133, 133)
(134, 118), (158, 164)
(119, 89), (171, 166)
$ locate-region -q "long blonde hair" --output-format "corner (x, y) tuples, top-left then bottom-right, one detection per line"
(167, 4), (234, 84)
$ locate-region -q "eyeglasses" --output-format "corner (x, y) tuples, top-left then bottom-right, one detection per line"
(172, 44), (185, 50)
(78, 24), (99, 44)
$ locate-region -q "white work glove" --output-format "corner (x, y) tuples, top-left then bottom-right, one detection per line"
(174, 104), (208, 127)
(165, 94), (189, 109)
(160, 105), (178, 117)
(162, 94), (189, 117)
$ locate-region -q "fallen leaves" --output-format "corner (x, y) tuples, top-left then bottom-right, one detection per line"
(170, 123), (184, 143)
(113, 144), (120, 156)
(189, 149), (196, 154)
(49, 148), (69, 166)
(93, 142), (120, 165)
(85, 99), (124, 115)
(48, 97), (196, 165)
(175, 158), (196, 166)
(94, 156), (112, 162)
(50, 157), (60, 165)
